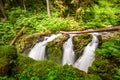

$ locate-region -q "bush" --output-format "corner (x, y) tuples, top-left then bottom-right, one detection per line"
(0, 46), (17, 76)
(88, 38), (120, 79)
(83, 0), (120, 28)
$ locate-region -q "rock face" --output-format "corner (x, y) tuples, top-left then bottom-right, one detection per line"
(0, 46), (17, 76)
(73, 34), (92, 61)
(15, 31), (119, 64)
(46, 34), (69, 64)
(15, 32), (51, 55)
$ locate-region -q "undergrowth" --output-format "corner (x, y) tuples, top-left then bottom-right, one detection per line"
(88, 39), (120, 80)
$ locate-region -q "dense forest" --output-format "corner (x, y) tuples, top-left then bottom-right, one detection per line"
(0, 0), (120, 80)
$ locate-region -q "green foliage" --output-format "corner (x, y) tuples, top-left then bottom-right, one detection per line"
(0, 46), (17, 59)
(0, 46), (17, 76)
(83, 0), (120, 28)
(0, 21), (15, 45)
(10, 54), (87, 80)
(1, 0), (120, 79)
(88, 39), (120, 79)
(96, 39), (120, 63)
(0, 45), (87, 79)
(0, 7), (79, 45)
(0, 46), (87, 79)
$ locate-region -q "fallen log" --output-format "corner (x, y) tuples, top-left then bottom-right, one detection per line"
(60, 25), (120, 34)
(10, 26), (25, 45)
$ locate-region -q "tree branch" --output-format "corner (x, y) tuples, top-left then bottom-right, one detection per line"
(10, 26), (25, 45)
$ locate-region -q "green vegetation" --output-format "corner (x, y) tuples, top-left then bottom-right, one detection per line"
(0, 0), (120, 45)
(83, 0), (120, 28)
(0, 46), (88, 80)
(0, 46), (17, 76)
(47, 35), (68, 64)
(88, 39), (120, 80)
(0, 0), (120, 79)
(73, 34), (92, 60)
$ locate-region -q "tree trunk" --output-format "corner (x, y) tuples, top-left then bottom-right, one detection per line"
(60, 26), (120, 34)
(23, 0), (26, 10)
(75, 0), (79, 21)
(0, 0), (7, 18)
(20, 0), (26, 10)
(46, 0), (51, 18)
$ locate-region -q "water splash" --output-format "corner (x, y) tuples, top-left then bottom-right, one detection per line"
(62, 34), (76, 65)
(73, 33), (100, 73)
(28, 34), (62, 60)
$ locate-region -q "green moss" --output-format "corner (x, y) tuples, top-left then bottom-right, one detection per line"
(12, 53), (87, 80)
(0, 46), (17, 76)
(46, 34), (68, 64)
(0, 57), (10, 76)
(0, 57), (9, 68)
(0, 46), (17, 59)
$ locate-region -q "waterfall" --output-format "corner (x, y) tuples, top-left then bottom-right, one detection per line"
(62, 34), (76, 65)
(73, 33), (100, 73)
(28, 34), (62, 60)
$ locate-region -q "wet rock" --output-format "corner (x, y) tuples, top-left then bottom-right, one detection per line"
(73, 34), (92, 61)
(101, 32), (120, 40)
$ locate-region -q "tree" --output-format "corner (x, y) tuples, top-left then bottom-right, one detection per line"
(20, 0), (26, 10)
(0, 0), (7, 18)
(46, 0), (51, 18)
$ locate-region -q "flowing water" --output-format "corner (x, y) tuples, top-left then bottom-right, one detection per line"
(28, 34), (62, 60)
(28, 32), (102, 73)
(73, 33), (100, 73)
(62, 34), (76, 65)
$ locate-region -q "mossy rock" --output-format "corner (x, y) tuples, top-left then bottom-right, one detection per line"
(0, 57), (10, 76)
(101, 32), (120, 41)
(46, 34), (68, 64)
(0, 46), (17, 76)
(15, 31), (51, 55)
(73, 34), (92, 60)
(12, 53), (88, 80)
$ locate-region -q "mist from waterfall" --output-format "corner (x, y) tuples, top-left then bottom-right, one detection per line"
(28, 34), (62, 60)
(62, 34), (76, 65)
(73, 33), (100, 73)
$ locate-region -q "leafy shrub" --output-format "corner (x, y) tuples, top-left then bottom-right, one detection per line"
(0, 7), (79, 45)
(83, 0), (120, 28)
(88, 38), (120, 79)
(0, 46), (17, 76)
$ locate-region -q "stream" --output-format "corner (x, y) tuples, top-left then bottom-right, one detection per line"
(28, 33), (100, 73)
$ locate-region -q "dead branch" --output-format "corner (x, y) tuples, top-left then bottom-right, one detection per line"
(10, 26), (25, 45)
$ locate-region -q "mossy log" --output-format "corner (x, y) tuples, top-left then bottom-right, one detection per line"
(60, 26), (120, 34)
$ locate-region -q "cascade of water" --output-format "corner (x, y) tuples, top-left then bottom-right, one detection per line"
(62, 34), (76, 65)
(28, 34), (62, 60)
(73, 33), (100, 73)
